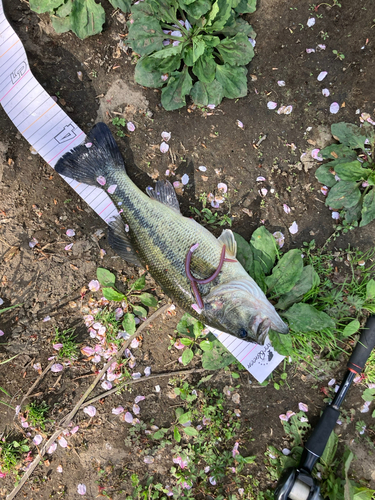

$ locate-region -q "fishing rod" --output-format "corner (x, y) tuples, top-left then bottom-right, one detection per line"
(274, 315), (375, 500)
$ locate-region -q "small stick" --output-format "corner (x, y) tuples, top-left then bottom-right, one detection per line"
(82, 367), (207, 407)
(17, 360), (55, 413)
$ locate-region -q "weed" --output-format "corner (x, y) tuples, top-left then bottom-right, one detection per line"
(189, 206), (232, 228)
(332, 49), (345, 60)
(25, 401), (50, 430)
(0, 355), (18, 409)
(0, 434), (30, 477)
(112, 117), (126, 137)
(53, 327), (79, 360)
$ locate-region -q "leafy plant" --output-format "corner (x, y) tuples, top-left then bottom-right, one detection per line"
(25, 401), (50, 430)
(0, 434), (30, 477)
(127, 0), (257, 110)
(315, 121), (375, 227)
(29, 0), (131, 39)
(189, 206), (232, 227)
(53, 327), (79, 360)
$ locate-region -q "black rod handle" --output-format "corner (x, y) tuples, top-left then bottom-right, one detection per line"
(348, 315), (375, 374)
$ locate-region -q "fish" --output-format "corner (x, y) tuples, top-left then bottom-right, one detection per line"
(55, 123), (289, 344)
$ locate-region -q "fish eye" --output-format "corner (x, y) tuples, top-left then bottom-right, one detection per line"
(239, 328), (247, 339)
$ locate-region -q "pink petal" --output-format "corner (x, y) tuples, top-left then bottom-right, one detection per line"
(56, 465), (63, 473)
(127, 122), (135, 132)
(191, 303), (203, 314)
(51, 363), (64, 372)
(259, 188), (268, 197)
(217, 182), (227, 193)
(144, 366), (151, 377)
(107, 184), (117, 194)
(282, 448), (291, 455)
(83, 405), (96, 417)
(307, 17), (315, 27)
(96, 176), (106, 186)
(277, 80), (285, 86)
(306, 48), (315, 53)
(33, 363), (41, 371)
(256, 176), (266, 182)
(133, 404), (140, 414)
(33, 434), (43, 446)
(288, 221), (298, 235)
(209, 477), (217, 485)
(101, 381), (113, 390)
(71, 426), (79, 434)
(207, 104), (215, 109)
(135, 395), (145, 404)
(53, 343), (63, 351)
(125, 412), (134, 423)
(81, 346), (95, 356)
(322, 88), (330, 97)
(317, 44), (326, 50)
(160, 142), (169, 153)
(300, 417), (309, 422)
(283, 203), (291, 214)
(77, 484), (87, 495)
(328, 378), (336, 386)
(88, 280), (100, 292)
(161, 74), (168, 81)
(332, 211), (340, 220)
(181, 174), (189, 185)
(29, 238), (38, 248)
(173, 181), (181, 188)
(65, 243), (73, 251)
(236, 119), (244, 128)
(267, 101), (277, 110)
(43, 316), (51, 322)
(47, 442), (57, 454)
(298, 402), (309, 412)
(66, 229), (75, 237)
(144, 456), (154, 464)
(199, 165), (207, 172)
(130, 338), (139, 349)
(317, 71), (327, 81)
(58, 436), (68, 448)
(132, 372), (141, 379)
(286, 411), (295, 419)
(161, 131), (171, 142)
(85, 142), (92, 148)
(112, 406), (124, 415)
(321, 186), (329, 196)
(330, 102), (340, 114)
(273, 231), (285, 249)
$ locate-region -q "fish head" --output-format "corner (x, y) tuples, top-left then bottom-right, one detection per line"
(203, 278), (289, 344)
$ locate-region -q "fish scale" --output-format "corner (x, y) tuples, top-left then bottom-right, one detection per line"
(55, 122), (289, 343)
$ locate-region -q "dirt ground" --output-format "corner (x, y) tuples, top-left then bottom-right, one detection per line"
(1, 0), (375, 498)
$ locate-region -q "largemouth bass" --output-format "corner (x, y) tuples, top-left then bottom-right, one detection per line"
(55, 123), (288, 343)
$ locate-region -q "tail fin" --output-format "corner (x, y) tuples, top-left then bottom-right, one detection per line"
(55, 122), (126, 186)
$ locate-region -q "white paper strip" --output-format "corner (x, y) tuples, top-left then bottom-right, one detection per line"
(0, 0), (284, 382)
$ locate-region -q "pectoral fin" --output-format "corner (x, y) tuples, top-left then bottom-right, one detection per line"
(108, 217), (143, 267)
(218, 229), (237, 258)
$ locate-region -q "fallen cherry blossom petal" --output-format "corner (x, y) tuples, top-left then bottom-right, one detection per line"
(127, 122), (135, 132)
(298, 402), (309, 412)
(311, 149), (323, 161)
(282, 448), (291, 455)
(248, 37), (256, 47)
(161, 74), (168, 81)
(321, 186), (329, 196)
(330, 102), (340, 114)
(160, 142), (169, 153)
(33, 434), (43, 446)
(77, 484), (87, 495)
(101, 381), (113, 390)
(209, 477), (217, 485)
(256, 176), (266, 182)
(259, 188), (268, 197)
(130, 338), (139, 349)
(306, 48), (315, 53)
(58, 436), (68, 448)
(33, 362), (41, 372)
(83, 405), (96, 417)
(47, 442), (57, 454)
(161, 131), (171, 142)
(135, 395), (145, 404)
(273, 231), (285, 249)
(85, 142), (92, 148)
(144, 366), (151, 376)
(267, 101), (277, 110)
(286, 411), (295, 419)
(132, 372), (141, 379)
(300, 417), (309, 423)
(133, 404), (140, 414)
(181, 174), (189, 185)
(88, 280), (100, 292)
(53, 343), (63, 351)
(322, 88), (330, 97)
(199, 165), (207, 172)
(207, 103), (215, 109)
(307, 17), (315, 27)
(328, 378), (336, 386)
(236, 119), (244, 128)
(317, 44), (326, 50)
(283, 204), (291, 214)
(112, 406), (124, 415)
(125, 412), (134, 423)
(191, 303), (203, 314)
(96, 176), (106, 186)
(56, 465), (63, 473)
(144, 456), (154, 464)
(155, 385), (161, 392)
(360, 401), (370, 413)
(277, 80), (285, 86)
(317, 71), (327, 81)
(107, 185), (117, 194)
(173, 181), (181, 189)
(66, 229), (75, 237)
(81, 346), (95, 356)
(71, 426), (79, 434)
(289, 221), (298, 235)
(29, 238), (38, 248)
(51, 363), (63, 373)
(218, 182), (228, 193)
(332, 211), (340, 220)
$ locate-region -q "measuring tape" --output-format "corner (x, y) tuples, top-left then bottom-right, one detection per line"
(0, 0), (284, 382)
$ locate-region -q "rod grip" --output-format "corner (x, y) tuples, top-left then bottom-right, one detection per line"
(304, 406), (339, 461)
(347, 315), (375, 374)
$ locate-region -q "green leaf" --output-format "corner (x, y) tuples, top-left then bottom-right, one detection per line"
(345, 202), (362, 223)
(192, 37), (206, 63)
(320, 144), (357, 161)
(320, 431), (338, 467)
(353, 488), (375, 500)
(178, 411), (192, 424)
(152, 428), (168, 439)
(360, 189), (375, 227)
(69, 0), (105, 39)
(331, 122), (367, 150)
(97, 268), (116, 287)
(175, 407), (184, 419)
(102, 288), (126, 301)
(315, 164), (337, 187)
(122, 313), (136, 335)
(181, 347), (194, 366)
(190, 79), (224, 106)
(132, 275), (146, 290)
(219, 16), (256, 38)
(265, 249), (303, 296)
(334, 161), (371, 181)
(108, 0), (132, 13)
(282, 303), (335, 333)
(216, 63), (247, 99)
(149, 44), (183, 60)
(216, 33), (254, 66)
(201, 341), (236, 370)
(342, 319), (360, 337)
(363, 122), (375, 148)
(127, 17), (165, 56)
(176, 313), (197, 337)
(173, 426), (181, 442)
(29, 0), (64, 14)
(135, 55), (180, 88)
(139, 293), (158, 308)
(326, 181), (361, 209)
(133, 305), (147, 318)
(180, 338), (194, 346)
(199, 340), (213, 351)
(182, 45), (193, 66)
(233, 232), (253, 275)
(180, 0), (212, 19)
(183, 426), (199, 436)
(161, 66), (193, 110)
(269, 330), (293, 356)
(207, 0), (232, 31)
(366, 279), (375, 300)
(51, 15), (72, 33)
(192, 51), (216, 83)
(276, 265), (320, 310)
(249, 226), (277, 275)
(235, 0), (257, 14)
(55, 1), (73, 18)
(361, 388), (375, 402)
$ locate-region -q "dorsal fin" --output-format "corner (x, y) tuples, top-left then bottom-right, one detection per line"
(108, 217), (143, 267)
(218, 229), (237, 257)
(146, 180), (181, 213)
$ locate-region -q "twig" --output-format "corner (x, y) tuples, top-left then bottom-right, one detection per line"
(17, 360), (55, 413)
(82, 367), (207, 407)
(6, 304), (171, 500)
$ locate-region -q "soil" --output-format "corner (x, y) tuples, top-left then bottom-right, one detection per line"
(1, 0), (375, 498)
